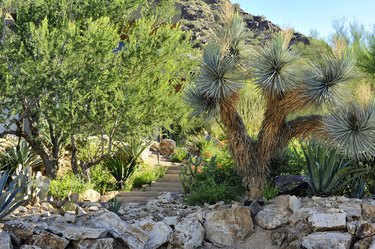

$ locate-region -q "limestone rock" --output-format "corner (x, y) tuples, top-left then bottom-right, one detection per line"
(308, 213), (346, 231)
(48, 224), (107, 240)
(88, 211), (149, 249)
(0, 230), (13, 249)
(80, 189), (101, 202)
(254, 205), (291, 230)
(139, 220), (173, 249)
(159, 139), (176, 155)
(362, 204), (375, 221)
(302, 232), (353, 249)
(20, 246), (42, 249)
(163, 216), (179, 227)
(30, 232), (69, 249)
(289, 195), (301, 213)
(169, 217), (205, 249)
(204, 207), (254, 247)
(353, 237), (373, 249)
(338, 203), (361, 219)
(75, 238), (114, 249)
(99, 191), (119, 202)
(356, 221), (375, 239)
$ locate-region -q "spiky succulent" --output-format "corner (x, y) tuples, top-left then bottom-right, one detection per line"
(251, 33), (300, 97)
(324, 103), (375, 160)
(303, 51), (357, 105)
(184, 86), (220, 120)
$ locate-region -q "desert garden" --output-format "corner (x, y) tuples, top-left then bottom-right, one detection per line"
(0, 0), (374, 248)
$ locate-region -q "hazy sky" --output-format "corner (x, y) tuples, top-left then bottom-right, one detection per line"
(233, 0), (374, 39)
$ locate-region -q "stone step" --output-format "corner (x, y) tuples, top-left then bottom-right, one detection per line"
(117, 196), (152, 204)
(117, 191), (164, 198)
(164, 166), (181, 171)
(165, 169), (181, 174)
(145, 186), (184, 193)
(158, 175), (180, 182)
(151, 181), (182, 187)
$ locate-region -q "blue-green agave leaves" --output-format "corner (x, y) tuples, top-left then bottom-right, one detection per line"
(302, 51), (357, 105)
(324, 103), (375, 160)
(195, 44), (243, 102)
(251, 33), (300, 97)
(184, 86), (220, 120)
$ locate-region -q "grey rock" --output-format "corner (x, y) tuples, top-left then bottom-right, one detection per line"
(338, 203), (361, 219)
(289, 195), (301, 213)
(302, 232), (353, 249)
(20, 246), (42, 249)
(88, 211), (149, 249)
(248, 200), (263, 216)
(139, 220), (172, 249)
(170, 217), (205, 249)
(48, 224), (107, 240)
(30, 232), (70, 249)
(204, 207), (254, 247)
(0, 229), (12, 249)
(347, 221), (357, 235)
(75, 238), (114, 249)
(162, 216), (179, 226)
(353, 237), (373, 249)
(80, 189), (101, 202)
(356, 221), (375, 239)
(254, 206), (290, 230)
(308, 213), (346, 231)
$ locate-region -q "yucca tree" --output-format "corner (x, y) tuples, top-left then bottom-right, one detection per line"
(185, 5), (375, 198)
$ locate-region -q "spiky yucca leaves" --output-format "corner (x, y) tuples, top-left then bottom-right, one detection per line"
(252, 32), (300, 98)
(303, 51), (357, 105)
(324, 103), (375, 160)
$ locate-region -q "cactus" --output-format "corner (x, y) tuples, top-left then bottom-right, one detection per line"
(0, 171), (29, 220)
(179, 156), (202, 195)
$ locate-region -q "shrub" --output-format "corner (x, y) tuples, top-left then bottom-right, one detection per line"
(50, 174), (94, 200)
(90, 165), (116, 195)
(131, 163), (167, 188)
(182, 155), (245, 206)
(172, 147), (189, 163)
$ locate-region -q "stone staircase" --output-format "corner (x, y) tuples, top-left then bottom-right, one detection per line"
(116, 156), (184, 204)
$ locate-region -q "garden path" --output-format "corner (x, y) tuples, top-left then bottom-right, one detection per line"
(116, 152), (184, 204)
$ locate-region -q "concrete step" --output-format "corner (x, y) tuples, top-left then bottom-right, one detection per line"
(164, 166), (181, 171)
(117, 191), (164, 198)
(145, 186), (184, 193)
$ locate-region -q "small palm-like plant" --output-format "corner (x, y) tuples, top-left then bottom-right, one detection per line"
(185, 3), (375, 198)
(0, 171), (29, 219)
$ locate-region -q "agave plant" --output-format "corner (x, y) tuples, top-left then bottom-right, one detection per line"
(184, 4), (375, 198)
(105, 138), (150, 189)
(0, 171), (29, 220)
(0, 140), (42, 172)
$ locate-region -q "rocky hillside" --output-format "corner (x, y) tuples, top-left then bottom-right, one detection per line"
(174, 0), (309, 48)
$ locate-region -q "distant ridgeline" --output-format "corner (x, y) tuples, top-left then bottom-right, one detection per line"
(174, 0), (310, 48)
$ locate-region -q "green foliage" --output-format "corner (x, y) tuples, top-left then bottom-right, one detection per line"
(172, 147), (189, 163)
(182, 155), (245, 206)
(0, 141), (42, 172)
(263, 181), (280, 201)
(107, 197), (121, 214)
(90, 165), (116, 195)
(179, 156), (202, 195)
(0, 171), (29, 219)
(302, 141), (368, 196)
(50, 174), (93, 200)
(131, 163), (166, 188)
(104, 138), (149, 189)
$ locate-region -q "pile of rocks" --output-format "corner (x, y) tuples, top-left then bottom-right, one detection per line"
(0, 194), (374, 249)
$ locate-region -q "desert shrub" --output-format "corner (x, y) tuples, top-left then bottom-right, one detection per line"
(263, 181), (280, 200)
(131, 163), (167, 188)
(50, 174), (94, 200)
(182, 155), (245, 206)
(172, 147), (189, 163)
(90, 165), (116, 195)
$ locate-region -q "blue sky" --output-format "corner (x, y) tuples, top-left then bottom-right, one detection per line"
(233, 0), (375, 39)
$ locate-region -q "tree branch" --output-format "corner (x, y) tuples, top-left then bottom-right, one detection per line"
(286, 114), (324, 141)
